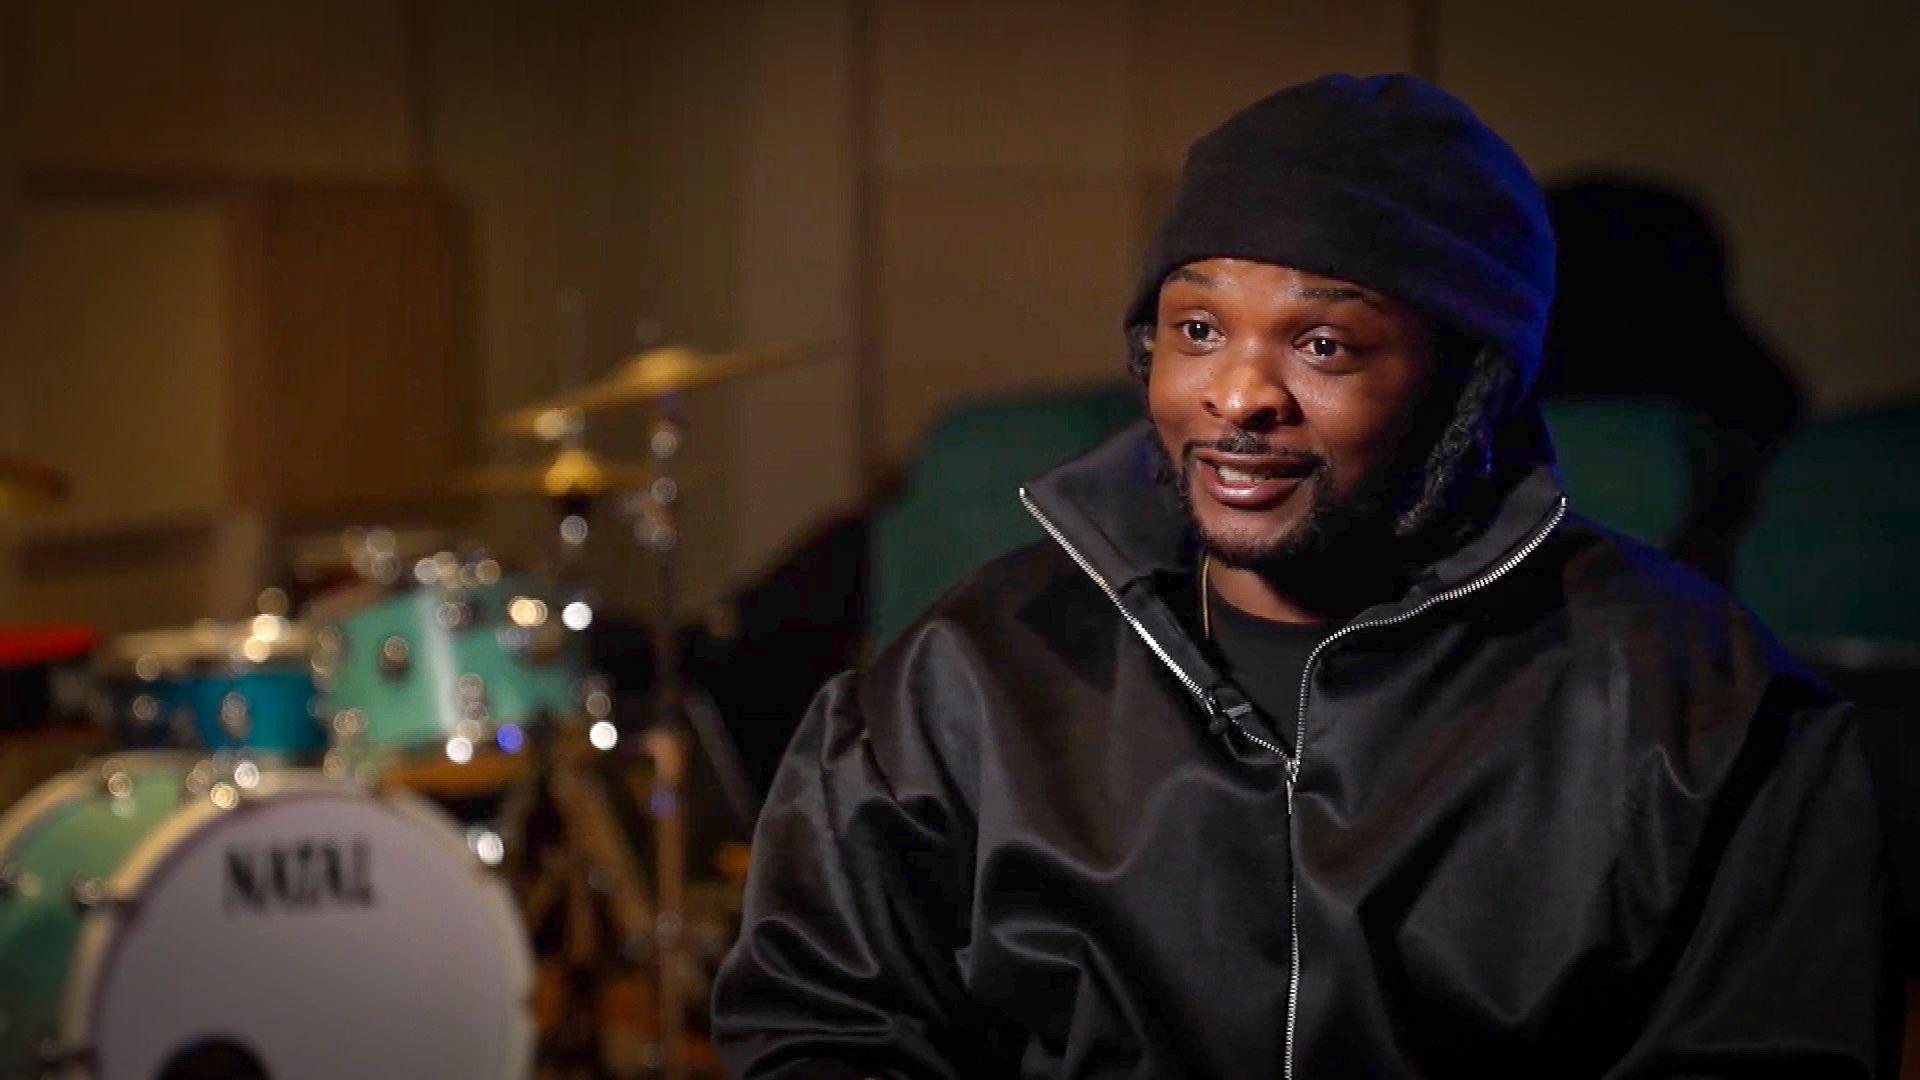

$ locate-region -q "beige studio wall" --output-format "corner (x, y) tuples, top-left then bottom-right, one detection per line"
(861, 0), (1420, 465)
(1435, 0), (1920, 414)
(0, 0), (861, 627)
(0, 0), (1421, 630)
(0, 0), (430, 631)
(8, 0), (1911, 636)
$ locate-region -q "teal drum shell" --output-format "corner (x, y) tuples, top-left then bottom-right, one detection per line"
(323, 577), (587, 756)
(95, 624), (323, 757)
(174, 669), (323, 754)
(0, 754), (188, 1075)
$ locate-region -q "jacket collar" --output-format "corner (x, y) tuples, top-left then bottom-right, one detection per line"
(1022, 416), (1566, 613)
(1018, 410), (1568, 765)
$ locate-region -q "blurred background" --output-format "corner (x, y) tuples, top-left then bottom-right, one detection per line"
(0, 2), (1915, 1077)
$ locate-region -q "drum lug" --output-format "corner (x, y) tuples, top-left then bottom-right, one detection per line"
(331, 707), (369, 744)
(378, 635), (413, 681)
(436, 600), (473, 632)
(311, 626), (342, 691)
(68, 875), (126, 913)
(92, 759), (137, 800)
(181, 759), (216, 798)
(219, 691), (253, 741)
(456, 673), (488, 708)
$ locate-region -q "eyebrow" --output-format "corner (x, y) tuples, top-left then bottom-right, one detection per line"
(1166, 268), (1382, 308)
(1167, 267), (1220, 288)
(1294, 285), (1372, 305)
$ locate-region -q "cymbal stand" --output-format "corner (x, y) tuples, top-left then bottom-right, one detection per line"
(622, 388), (766, 1076)
(488, 404), (668, 1075)
(628, 395), (691, 1080)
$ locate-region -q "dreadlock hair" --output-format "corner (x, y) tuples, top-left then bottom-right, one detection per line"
(1399, 331), (1514, 545)
(1126, 319), (1515, 550)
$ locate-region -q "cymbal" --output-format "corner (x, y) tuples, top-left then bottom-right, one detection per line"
(499, 342), (825, 437)
(463, 447), (653, 499)
(0, 452), (69, 511)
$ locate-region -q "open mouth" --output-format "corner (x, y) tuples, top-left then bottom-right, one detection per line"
(1212, 462), (1293, 486)
(1193, 453), (1317, 509)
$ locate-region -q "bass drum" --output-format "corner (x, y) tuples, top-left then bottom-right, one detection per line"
(0, 754), (533, 1079)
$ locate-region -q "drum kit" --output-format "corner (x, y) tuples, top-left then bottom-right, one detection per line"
(0, 343), (821, 1078)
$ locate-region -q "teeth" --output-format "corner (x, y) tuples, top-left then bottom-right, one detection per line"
(1216, 464), (1266, 486)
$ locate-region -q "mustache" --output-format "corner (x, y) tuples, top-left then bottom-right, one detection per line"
(1181, 431), (1327, 471)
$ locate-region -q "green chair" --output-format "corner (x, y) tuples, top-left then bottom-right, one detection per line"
(1542, 397), (1712, 549)
(871, 383), (1141, 647)
(1736, 403), (1920, 648)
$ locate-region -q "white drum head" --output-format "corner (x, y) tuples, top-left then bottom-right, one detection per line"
(65, 776), (531, 1079)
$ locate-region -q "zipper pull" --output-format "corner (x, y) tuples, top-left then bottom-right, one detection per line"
(1202, 684), (1255, 736)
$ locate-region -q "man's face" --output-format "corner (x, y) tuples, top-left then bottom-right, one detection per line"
(1146, 258), (1439, 567)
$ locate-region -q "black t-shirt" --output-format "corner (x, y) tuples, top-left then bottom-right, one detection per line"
(1204, 586), (1326, 753)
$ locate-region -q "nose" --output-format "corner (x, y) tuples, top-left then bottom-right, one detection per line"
(1204, 349), (1297, 432)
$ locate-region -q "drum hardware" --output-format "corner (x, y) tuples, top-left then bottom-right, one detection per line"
(437, 598), (474, 630)
(311, 626), (341, 681)
(463, 447), (655, 501)
(480, 342), (814, 1076)
(500, 729), (684, 1073)
(494, 341), (828, 437)
(378, 634), (411, 679)
(602, 396), (758, 1078)
(458, 672), (487, 703)
(66, 875), (122, 912)
(219, 691), (252, 740)
(93, 760), (133, 796)
(326, 707), (368, 744)
(181, 759), (216, 797)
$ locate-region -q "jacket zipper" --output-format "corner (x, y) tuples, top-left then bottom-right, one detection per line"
(1277, 494), (1565, 1080)
(1024, 485), (1567, 1080)
(1017, 489), (1291, 763)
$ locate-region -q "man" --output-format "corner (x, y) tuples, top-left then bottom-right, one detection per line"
(712, 74), (1892, 1077)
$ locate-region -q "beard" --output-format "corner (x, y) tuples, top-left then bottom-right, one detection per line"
(1153, 429), (1415, 573)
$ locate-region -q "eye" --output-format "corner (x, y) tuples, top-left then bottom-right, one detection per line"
(1303, 336), (1342, 359)
(1173, 319), (1222, 347)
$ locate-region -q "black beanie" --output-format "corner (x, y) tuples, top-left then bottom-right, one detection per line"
(1127, 73), (1556, 395)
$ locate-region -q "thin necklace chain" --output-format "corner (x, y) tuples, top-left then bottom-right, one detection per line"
(1200, 552), (1214, 641)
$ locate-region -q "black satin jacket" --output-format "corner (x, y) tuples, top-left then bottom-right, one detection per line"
(713, 421), (1894, 1078)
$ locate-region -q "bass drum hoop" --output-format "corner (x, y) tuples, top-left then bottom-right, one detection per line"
(0, 752), (203, 879)
(54, 768), (534, 1079)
